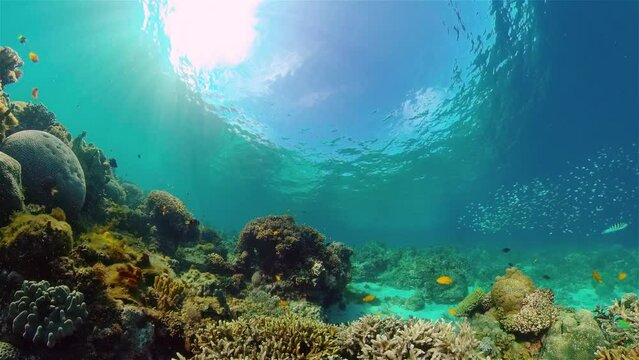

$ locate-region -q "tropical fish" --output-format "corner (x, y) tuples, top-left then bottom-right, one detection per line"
(272, 230), (280, 236)
(618, 272), (627, 281)
(185, 219), (200, 227)
(18, 34), (27, 44)
(592, 270), (603, 284)
(448, 308), (457, 316)
(502, 247), (511, 253)
(29, 52), (39, 63)
(109, 158), (118, 168)
(278, 299), (288, 308)
(617, 319), (630, 330)
(374, 313), (381, 318)
(601, 222), (628, 234)
(436, 276), (453, 285)
(275, 274), (281, 282)
(542, 275), (551, 280)
(31, 87), (38, 100)
(362, 295), (376, 302)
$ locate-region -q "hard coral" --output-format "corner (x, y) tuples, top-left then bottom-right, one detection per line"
(502, 288), (558, 336)
(72, 131), (117, 211)
(0, 151), (24, 225)
(540, 309), (606, 360)
(235, 215), (352, 306)
(0, 213), (73, 277)
(1, 130), (86, 216)
(0, 47), (23, 86)
(594, 293), (639, 347)
(595, 345), (639, 360)
(0, 341), (20, 360)
(455, 287), (486, 317)
(8, 102), (72, 145)
(146, 190), (198, 253)
(490, 267), (536, 316)
(9, 279), (88, 348)
(151, 274), (187, 312)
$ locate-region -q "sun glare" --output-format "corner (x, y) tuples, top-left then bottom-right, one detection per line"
(159, 0), (262, 71)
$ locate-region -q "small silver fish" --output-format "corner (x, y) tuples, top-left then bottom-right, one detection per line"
(601, 222), (628, 235)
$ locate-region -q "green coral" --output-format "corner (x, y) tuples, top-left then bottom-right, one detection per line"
(0, 213), (73, 276)
(540, 309), (606, 360)
(455, 287), (485, 317)
(9, 279), (88, 348)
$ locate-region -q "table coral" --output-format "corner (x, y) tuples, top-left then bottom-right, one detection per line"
(1, 130), (86, 217)
(8, 280), (88, 348)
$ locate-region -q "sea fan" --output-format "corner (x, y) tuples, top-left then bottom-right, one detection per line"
(601, 223), (628, 235)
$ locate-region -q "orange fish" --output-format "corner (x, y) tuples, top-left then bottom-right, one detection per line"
(31, 87), (38, 100)
(362, 295), (376, 303)
(448, 308), (457, 316)
(592, 270), (603, 284)
(29, 52), (39, 63)
(278, 299), (288, 308)
(618, 272), (627, 281)
(436, 276), (453, 285)
(272, 230), (280, 236)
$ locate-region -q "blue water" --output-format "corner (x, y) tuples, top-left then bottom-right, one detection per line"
(1, 1), (637, 254)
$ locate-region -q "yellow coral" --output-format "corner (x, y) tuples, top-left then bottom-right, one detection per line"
(152, 274), (187, 312)
(491, 267), (536, 316)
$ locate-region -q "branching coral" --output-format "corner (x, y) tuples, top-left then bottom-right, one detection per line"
(502, 289), (558, 336)
(9, 280), (88, 348)
(235, 215), (352, 306)
(0, 47), (23, 87)
(152, 274), (187, 312)
(191, 314), (340, 360)
(594, 293), (639, 347)
(0, 341), (20, 360)
(595, 345), (639, 360)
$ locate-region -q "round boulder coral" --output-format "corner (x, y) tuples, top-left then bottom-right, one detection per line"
(146, 190), (198, 252)
(1, 130), (86, 216)
(490, 267), (536, 315)
(540, 309), (606, 360)
(0, 151), (24, 225)
(0, 213), (73, 277)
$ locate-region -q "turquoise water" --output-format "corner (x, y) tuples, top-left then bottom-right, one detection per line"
(0, 1), (638, 356)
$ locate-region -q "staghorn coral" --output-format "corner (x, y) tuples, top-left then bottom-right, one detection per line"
(0, 213), (73, 277)
(146, 190), (199, 253)
(540, 309), (606, 360)
(455, 287), (485, 317)
(595, 293), (639, 347)
(490, 267), (536, 316)
(595, 345), (639, 360)
(191, 314), (340, 360)
(0, 341), (20, 360)
(0, 151), (24, 225)
(8, 279), (88, 348)
(151, 274), (187, 312)
(502, 288), (558, 336)
(1, 130), (86, 216)
(235, 215), (352, 306)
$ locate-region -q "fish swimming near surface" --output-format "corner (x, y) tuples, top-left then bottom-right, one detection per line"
(502, 247), (511, 253)
(618, 272), (627, 281)
(362, 295), (376, 302)
(18, 34), (27, 44)
(592, 270), (603, 284)
(31, 87), (38, 100)
(29, 52), (39, 63)
(601, 222), (628, 234)
(436, 276), (453, 285)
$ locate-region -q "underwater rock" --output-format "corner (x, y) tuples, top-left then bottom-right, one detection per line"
(8, 279), (88, 348)
(1, 130), (86, 216)
(470, 313), (515, 358)
(120, 305), (155, 356)
(0, 341), (20, 360)
(8, 102), (72, 145)
(0, 151), (24, 225)
(0, 213), (73, 277)
(145, 190), (199, 253)
(540, 309), (606, 360)
(120, 181), (145, 208)
(235, 215), (352, 306)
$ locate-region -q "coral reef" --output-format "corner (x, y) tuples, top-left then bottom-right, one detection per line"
(0, 151), (24, 225)
(8, 102), (72, 145)
(0, 213), (73, 277)
(502, 288), (558, 336)
(8, 280), (88, 348)
(71, 131), (117, 212)
(540, 309), (606, 360)
(0, 47), (23, 86)
(0, 341), (20, 360)
(146, 190), (199, 253)
(490, 267), (536, 315)
(455, 287), (485, 317)
(594, 293), (639, 347)
(235, 215), (352, 306)
(151, 274), (187, 312)
(1, 130), (86, 216)
(595, 345), (639, 360)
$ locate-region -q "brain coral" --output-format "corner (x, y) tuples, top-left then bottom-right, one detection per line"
(0, 213), (73, 276)
(9, 280), (88, 348)
(490, 267), (535, 315)
(0, 130), (86, 216)
(0, 151), (24, 225)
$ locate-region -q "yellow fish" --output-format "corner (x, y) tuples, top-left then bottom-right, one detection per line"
(618, 272), (627, 281)
(275, 274), (281, 282)
(374, 313), (381, 318)
(448, 308), (457, 316)
(592, 270), (603, 284)
(272, 230), (280, 236)
(362, 295), (376, 303)
(29, 52), (39, 63)
(436, 276), (453, 285)
(278, 299), (288, 308)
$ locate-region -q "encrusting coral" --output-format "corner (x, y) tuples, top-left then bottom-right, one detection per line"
(146, 190), (199, 253)
(235, 215), (352, 306)
(8, 279), (88, 348)
(0, 212), (73, 277)
(8, 102), (72, 145)
(0, 151), (24, 225)
(490, 267), (536, 316)
(1, 130), (86, 217)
